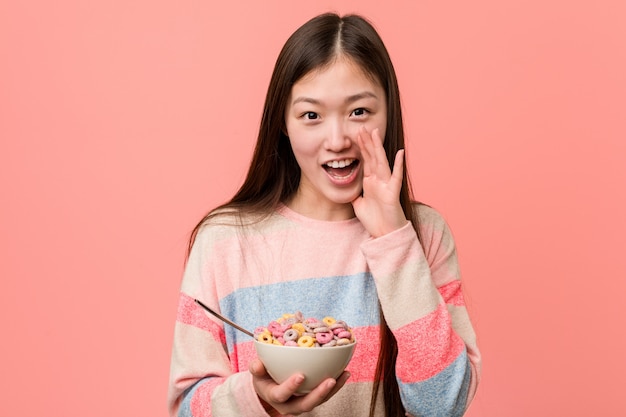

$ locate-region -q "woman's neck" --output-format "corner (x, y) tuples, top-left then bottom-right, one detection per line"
(284, 193), (356, 222)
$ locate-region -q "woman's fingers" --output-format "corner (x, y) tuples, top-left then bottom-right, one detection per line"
(249, 358), (269, 378)
(358, 126), (392, 180)
(391, 148), (405, 185)
(323, 371), (350, 401)
(250, 358), (349, 415)
(288, 378), (337, 412)
(371, 128), (390, 172)
(357, 127), (374, 177)
(284, 372), (350, 413)
(352, 126), (407, 237)
(267, 374), (306, 403)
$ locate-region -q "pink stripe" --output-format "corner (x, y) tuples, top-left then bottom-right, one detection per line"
(176, 293), (226, 344)
(191, 377), (223, 417)
(344, 326), (380, 383)
(394, 304), (466, 382)
(232, 340), (256, 373)
(438, 280), (465, 306)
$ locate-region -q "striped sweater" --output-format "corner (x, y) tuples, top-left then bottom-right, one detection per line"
(168, 203), (481, 417)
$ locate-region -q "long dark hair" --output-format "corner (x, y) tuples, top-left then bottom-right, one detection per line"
(189, 13), (420, 417)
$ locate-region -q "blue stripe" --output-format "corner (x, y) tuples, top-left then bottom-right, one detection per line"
(178, 377), (211, 417)
(400, 349), (471, 417)
(219, 273), (380, 351)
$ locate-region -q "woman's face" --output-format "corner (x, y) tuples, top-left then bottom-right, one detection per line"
(285, 58), (387, 220)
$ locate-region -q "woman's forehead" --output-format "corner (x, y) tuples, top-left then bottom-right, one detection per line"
(296, 55), (380, 86)
(289, 58), (384, 104)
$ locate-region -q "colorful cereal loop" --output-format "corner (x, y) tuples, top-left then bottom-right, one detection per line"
(258, 333), (273, 344)
(297, 335), (315, 348)
(291, 323), (305, 336)
(322, 316), (336, 326)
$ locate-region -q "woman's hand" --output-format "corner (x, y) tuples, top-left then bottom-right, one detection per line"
(352, 126), (407, 238)
(249, 359), (350, 416)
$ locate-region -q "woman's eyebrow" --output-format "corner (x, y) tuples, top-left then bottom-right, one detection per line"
(344, 91), (379, 104)
(291, 91), (379, 106)
(292, 97), (321, 105)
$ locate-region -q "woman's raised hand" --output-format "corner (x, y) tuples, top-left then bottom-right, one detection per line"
(351, 126), (408, 238)
(249, 359), (350, 416)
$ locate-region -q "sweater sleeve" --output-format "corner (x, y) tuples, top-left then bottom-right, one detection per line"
(167, 225), (271, 417)
(360, 205), (481, 417)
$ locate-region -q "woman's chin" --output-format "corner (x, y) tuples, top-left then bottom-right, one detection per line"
(327, 188), (363, 206)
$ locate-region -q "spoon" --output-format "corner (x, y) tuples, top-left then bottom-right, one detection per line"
(194, 299), (255, 338)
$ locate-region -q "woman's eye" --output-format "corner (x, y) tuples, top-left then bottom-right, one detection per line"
(303, 112), (319, 120)
(351, 108), (368, 117)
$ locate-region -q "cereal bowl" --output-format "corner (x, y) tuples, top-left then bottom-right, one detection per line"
(254, 339), (356, 394)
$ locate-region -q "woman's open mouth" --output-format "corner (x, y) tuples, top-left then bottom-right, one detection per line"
(323, 158), (360, 184)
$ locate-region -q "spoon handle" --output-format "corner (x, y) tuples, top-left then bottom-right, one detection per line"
(194, 299), (255, 338)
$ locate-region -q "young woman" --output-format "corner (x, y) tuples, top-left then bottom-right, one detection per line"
(168, 13), (481, 417)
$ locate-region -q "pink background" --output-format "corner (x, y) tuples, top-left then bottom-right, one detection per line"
(2, 0), (625, 415)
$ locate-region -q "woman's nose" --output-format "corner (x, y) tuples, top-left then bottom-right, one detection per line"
(325, 121), (353, 151)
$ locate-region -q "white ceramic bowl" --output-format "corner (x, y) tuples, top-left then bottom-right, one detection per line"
(254, 340), (356, 394)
